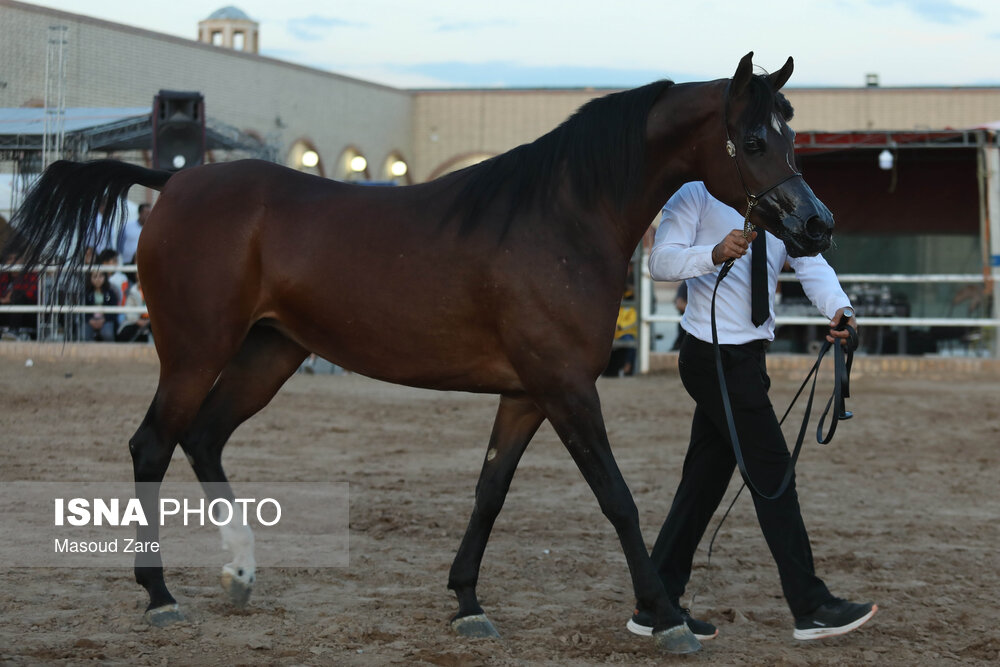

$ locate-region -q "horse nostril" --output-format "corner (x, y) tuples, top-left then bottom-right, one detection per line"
(805, 215), (832, 240)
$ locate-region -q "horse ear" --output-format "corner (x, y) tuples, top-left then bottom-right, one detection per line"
(732, 52), (754, 96)
(769, 57), (794, 91)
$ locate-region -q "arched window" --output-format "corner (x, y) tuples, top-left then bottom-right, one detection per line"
(382, 152), (411, 185)
(337, 146), (369, 182)
(287, 140), (323, 177)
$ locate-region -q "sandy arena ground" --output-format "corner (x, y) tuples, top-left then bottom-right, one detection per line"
(0, 354), (998, 665)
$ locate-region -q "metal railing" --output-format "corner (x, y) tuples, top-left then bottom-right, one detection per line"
(4, 265), (999, 357)
(0, 264), (146, 342)
(638, 270), (999, 372)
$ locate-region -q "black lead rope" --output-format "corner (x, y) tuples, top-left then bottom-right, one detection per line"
(689, 82), (858, 610)
(690, 262), (858, 612)
(710, 260), (858, 500)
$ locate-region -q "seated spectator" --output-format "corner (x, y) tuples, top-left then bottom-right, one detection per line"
(0, 251), (39, 338)
(116, 280), (150, 343)
(83, 271), (118, 342)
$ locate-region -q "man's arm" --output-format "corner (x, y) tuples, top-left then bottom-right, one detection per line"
(789, 254), (857, 343)
(649, 187), (725, 282)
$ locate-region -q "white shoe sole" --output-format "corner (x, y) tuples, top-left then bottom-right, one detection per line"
(626, 618), (653, 636)
(627, 618), (718, 641)
(793, 604), (878, 640)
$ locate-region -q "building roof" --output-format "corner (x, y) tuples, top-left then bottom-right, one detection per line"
(0, 107), (269, 156)
(0, 107), (149, 138)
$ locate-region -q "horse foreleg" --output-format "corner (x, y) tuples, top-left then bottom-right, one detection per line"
(448, 394), (544, 638)
(534, 381), (701, 655)
(130, 399), (182, 626)
(178, 325), (308, 607)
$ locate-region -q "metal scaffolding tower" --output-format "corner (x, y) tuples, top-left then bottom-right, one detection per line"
(42, 25), (69, 170)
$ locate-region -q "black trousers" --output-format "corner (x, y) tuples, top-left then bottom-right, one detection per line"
(649, 334), (833, 618)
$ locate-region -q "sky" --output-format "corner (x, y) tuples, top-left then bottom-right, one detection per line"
(19, 0), (1000, 89)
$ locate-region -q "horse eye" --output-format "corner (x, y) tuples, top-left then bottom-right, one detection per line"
(744, 136), (766, 154)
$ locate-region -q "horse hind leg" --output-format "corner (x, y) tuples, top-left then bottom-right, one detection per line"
(448, 394), (545, 638)
(530, 379), (701, 654)
(178, 324), (308, 607)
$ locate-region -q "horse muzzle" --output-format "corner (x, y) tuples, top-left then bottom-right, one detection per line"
(784, 210), (833, 257)
(757, 187), (834, 257)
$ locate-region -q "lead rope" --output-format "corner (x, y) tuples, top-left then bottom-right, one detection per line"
(688, 91), (853, 611)
(690, 221), (858, 611)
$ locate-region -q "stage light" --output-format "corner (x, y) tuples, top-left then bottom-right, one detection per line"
(350, 155), (367, 172)
(390, 159), (408, 177)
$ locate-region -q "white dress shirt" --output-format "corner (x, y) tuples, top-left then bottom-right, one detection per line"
(649, 182), (851, 345)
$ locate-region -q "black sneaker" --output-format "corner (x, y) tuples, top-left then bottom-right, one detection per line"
(627, 607), (718, 640)
(793, 598), (878, 640)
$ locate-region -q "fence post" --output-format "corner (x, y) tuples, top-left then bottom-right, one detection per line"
(638, 253), (652, 374)
(985, 143), (1000, 357)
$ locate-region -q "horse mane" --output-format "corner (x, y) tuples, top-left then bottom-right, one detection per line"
(739, 72), (795, 130)
(446, 79), (674, 235)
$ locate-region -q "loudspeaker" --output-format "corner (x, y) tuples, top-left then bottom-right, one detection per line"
(152, 90), (205, 171)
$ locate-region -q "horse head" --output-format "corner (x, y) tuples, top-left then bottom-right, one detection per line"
(705, 52), (834, 257)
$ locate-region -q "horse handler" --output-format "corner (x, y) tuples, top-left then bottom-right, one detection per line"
(629, 181), (877, 642)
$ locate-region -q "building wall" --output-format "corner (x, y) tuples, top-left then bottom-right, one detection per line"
(3, 1), (999, 184)
(409, 89), (614, 182)
(0, 0), (413, 181)
(411, 85), (1000, 182)
(785, 88), (1000, 132)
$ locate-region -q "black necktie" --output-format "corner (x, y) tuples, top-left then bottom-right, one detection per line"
(751, 232), (769, 327)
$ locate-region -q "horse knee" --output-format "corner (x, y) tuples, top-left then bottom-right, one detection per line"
(473, 479), (511, 520)
(473, 492), (500, 519)
(129, 428), (174, 481)
(598, 490), (640, 528)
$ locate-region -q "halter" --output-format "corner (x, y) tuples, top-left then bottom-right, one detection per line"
(722, 81), (803, 243)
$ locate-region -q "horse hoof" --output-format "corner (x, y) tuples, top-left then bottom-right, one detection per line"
(451, 613), (501, 639)
(653, 623), (701, 654)
(144, 604), (184, 627)
(220, 567), (254, 607)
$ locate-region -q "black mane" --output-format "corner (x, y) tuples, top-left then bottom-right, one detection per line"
(447, 80), (674, 234)
(738, 72), (795, 130)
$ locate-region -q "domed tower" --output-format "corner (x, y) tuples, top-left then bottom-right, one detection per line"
(198, 6), (259, 54)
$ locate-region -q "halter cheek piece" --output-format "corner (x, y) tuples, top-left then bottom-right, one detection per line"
(722, 81), (803, 246)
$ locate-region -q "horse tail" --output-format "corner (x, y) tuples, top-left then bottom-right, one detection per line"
(2, 159), (173, 293)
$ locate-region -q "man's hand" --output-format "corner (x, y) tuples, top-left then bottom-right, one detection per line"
(712, 229), (756, 265)
(827, 306), (858, 344)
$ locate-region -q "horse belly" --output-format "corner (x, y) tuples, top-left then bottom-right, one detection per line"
(265, 282), (523, 393)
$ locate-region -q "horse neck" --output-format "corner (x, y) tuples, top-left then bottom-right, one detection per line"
(618, 80), (726, 249)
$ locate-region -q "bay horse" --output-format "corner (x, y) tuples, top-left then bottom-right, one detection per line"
(7, 53), (833, 654)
